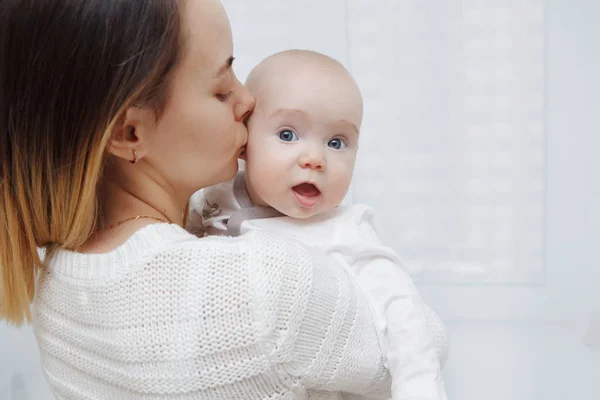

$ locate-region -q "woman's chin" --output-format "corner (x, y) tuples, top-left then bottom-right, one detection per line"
(224, 158), (241, 180)
(205, 155), (242, 188)
(238, 146), (246, 160)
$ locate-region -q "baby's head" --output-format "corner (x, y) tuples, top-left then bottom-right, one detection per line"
(243, 50), (363, 219)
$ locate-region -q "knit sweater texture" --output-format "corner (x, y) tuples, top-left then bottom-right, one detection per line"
(32, 223), (391, 399)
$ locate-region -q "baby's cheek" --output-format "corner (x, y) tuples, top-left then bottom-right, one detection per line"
(328, 179), (350, 206)
(251, 165), (281, 201)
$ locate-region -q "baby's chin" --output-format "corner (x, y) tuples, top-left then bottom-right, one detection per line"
(275, 204), (327, 219)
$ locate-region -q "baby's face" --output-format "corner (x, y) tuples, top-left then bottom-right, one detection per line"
(244, 65), (362, 219)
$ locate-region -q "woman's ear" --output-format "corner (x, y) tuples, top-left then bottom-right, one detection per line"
(107, 107), (155, 163)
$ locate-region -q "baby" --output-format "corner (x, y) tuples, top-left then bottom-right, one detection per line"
(188, 50), (448, 400)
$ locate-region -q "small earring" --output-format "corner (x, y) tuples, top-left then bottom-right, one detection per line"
(130, 149), (139, 164)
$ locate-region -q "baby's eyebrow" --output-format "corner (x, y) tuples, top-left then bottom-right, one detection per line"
(269, 108), (359, 135)
(269, 108), (309, 119)
(333, 119), (360, 136)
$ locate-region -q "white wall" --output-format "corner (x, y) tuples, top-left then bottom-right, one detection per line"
(1, 0), (599, 399)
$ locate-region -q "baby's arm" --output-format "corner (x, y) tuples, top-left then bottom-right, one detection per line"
(331, 206), (447, 400)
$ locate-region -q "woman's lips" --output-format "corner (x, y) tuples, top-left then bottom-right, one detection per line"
(292, 183), (321, 207)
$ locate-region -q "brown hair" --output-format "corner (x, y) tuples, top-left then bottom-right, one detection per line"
(0, 0), (184, 325)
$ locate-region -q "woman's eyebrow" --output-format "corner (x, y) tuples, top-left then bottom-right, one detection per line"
(213, 56), (235, 78)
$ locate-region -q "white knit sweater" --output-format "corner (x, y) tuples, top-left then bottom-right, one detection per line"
(32, 223), (391, 399)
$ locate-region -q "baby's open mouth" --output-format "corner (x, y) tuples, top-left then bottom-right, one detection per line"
(292, 183), (321, 207)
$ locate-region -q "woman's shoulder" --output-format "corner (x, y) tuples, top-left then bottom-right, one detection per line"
(164, 228), (315, 292)
(166, 225), (311, 265)
(150, 229), (323, 369)
(149, 226), (315, 299)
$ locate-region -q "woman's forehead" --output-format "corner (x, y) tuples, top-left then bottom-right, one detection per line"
(180, 0), (233, 73)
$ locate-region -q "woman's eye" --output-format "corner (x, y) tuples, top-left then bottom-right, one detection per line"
(279, 129), (299, 142)
(216, 91), (233, 102)
(328, 138), (346, 149)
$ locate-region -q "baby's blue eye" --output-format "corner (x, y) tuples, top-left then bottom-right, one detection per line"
(279, 129), (298, 142)
(328, 138), (346, 150)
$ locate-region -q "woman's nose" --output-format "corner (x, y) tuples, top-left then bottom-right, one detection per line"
(234, 86), (256, 123)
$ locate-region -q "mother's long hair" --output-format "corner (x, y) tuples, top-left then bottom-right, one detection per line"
(0, 0), (183, 324)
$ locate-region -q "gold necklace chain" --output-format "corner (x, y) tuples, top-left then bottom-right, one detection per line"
(96, 215), (170, 232)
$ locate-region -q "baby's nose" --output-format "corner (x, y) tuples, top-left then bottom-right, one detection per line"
(299, 154), (326, 171)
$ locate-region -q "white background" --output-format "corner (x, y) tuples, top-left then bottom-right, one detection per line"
(1, 0), (599, 399)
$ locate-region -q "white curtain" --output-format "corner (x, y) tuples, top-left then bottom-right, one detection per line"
(346, 0), (545, 284)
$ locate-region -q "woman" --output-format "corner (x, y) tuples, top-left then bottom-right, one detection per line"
(1, 0), (391, 398)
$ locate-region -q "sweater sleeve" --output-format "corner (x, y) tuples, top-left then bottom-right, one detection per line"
(246, 231), (392, 398)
